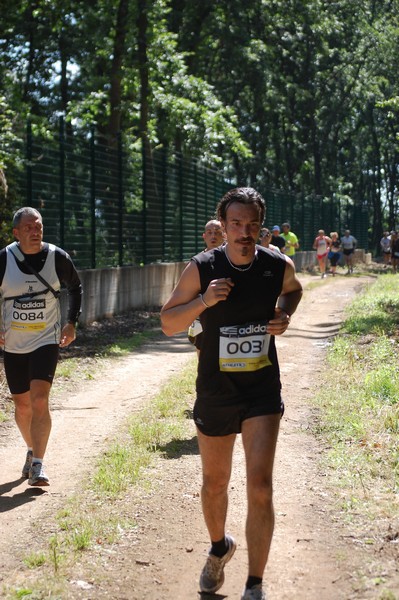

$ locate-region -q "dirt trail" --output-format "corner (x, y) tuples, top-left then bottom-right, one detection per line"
(0, 273), (396, 599)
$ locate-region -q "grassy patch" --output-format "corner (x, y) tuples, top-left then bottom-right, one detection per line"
(93, 360), (195, 496)
(104, 330), (160, 356)
(55, 357), (96, 381)
(343, 277), (399, 336)
(23, 552), (47, 569)
(314, 274), (399, 507)
(313, 275), (399, 598)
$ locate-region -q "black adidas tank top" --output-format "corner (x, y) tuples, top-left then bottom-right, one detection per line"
(192, 245), (286, 406)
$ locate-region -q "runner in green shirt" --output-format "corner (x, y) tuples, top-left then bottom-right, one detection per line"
(281, 223), (299, 257)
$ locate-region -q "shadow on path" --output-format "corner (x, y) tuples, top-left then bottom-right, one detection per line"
(0, 483), (47, 512)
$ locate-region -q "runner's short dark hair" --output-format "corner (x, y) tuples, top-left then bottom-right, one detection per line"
(12, 207), (42, 228)
(216, 187), (265, 223)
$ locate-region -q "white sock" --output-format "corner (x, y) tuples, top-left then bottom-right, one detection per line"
(32, 457), (43, 465)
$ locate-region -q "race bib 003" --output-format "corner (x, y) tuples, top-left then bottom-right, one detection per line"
(219, 321), (271, 372)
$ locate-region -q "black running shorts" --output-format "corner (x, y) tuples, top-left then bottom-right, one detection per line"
(3, 344), (60, 394)
(193, 394), (284, 436)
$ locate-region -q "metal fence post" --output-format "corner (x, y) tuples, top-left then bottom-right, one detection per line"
(117, 132), (123, 266)
(142, 141), (147, 264)
(179, 155), (184, 261)
(59, 116), (65, 248)
(213, 171), (217, 217)
(162, 147), (167, 261)
(204, 175), (208, 219)
(194, 161), (199, 253)
(300, 193), (305, 246)
(90, 126), (96, 269)
(26, 120), (32, 205)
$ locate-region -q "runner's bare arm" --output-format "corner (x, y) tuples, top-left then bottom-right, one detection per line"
(160, 263), (202, 336)
(161, 262), (234, 336)
(267, 257), (303, 336)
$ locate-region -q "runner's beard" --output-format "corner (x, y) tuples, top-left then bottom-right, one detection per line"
(237, 239), (255, 258)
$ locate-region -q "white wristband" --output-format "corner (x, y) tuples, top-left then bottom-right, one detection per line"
(199, 294), (211, 308)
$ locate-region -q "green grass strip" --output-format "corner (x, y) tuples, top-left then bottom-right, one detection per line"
(315, 274), (399, 508)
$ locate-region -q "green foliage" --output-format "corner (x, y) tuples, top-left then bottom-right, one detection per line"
(0, 97), (19, 168)
(0, 96), (21, 247)
(2, 0), (399, 249)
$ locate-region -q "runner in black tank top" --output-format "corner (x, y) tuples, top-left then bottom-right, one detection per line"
(161, 187), (302, 600)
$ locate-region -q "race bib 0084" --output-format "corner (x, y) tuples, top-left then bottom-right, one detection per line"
(219, 321), (271, 372)
(11, 297), (47, 332)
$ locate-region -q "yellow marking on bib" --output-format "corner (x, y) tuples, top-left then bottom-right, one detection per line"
(11, 321), (46, 332)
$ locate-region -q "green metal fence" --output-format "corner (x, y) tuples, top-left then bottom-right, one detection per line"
(10, 118), (368, 270)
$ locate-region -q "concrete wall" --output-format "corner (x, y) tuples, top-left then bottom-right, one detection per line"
(62, 249), (371, 326)
(290, 251), (316, 272)
(60, 262), (186, 326)
(354, 249), (372, 265)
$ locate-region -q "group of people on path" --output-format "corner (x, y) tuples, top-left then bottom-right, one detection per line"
(260, 224), (358, 278)
(0, 195), (301, 599)
(0, 198), (363, 599)
(259, 223), (299, 257)
(313, 229), (357, 278)
(380, 230), (399, 272)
